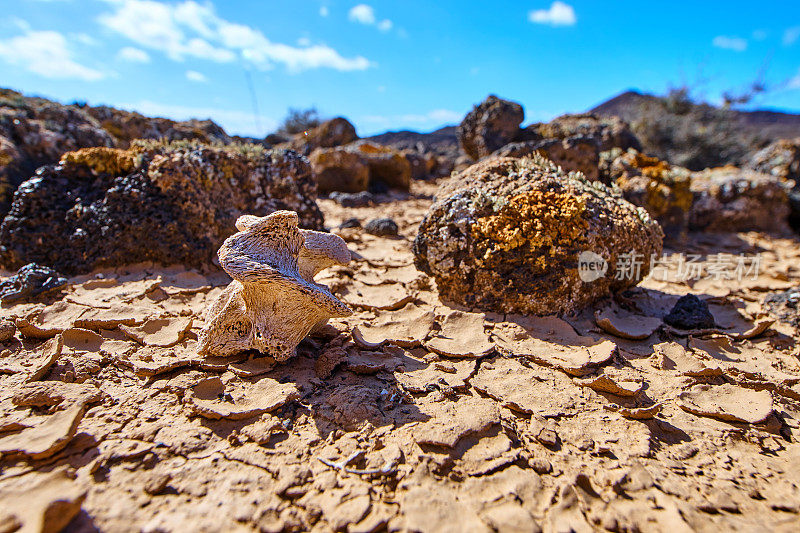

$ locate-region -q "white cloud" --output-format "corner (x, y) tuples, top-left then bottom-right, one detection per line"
(712, 35), (747, 52)
(528, 1), (576, 27)
(117, 46), (151, 63)
(362, 109), (462, 126)
(319, 6), (329, 17)
(98, 0), (372, 72)
(348, 3), (393, 32)
(0, 29), (104, 80)
(119, 99), (277, 137)
(185, 69), (207, 82)
(297, 37), (311, 47)
(788, 69), (800, 90)
(784, 26), (800, 46)
(348, 4), (376, 25)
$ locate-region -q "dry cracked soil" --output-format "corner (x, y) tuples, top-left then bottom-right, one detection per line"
(1, 180), (800, 532)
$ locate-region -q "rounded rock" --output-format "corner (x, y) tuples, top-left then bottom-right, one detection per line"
(413, 156), (663, 315)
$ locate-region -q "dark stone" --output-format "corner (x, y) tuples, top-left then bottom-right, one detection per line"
(663, 294), (716, 329)
(364, 218), (399, 237)
(0, 263), (68, 303)
(367, 180), (389, 195)
(0, 144), (324, 275)
(765, 287), (800, 328)
(328, 191), (375, 207)
(339, 217), (361, 229)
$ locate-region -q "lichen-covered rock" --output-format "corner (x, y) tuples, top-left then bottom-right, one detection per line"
(524, 113), (641, 152)
(285, 117), (358, 155)
(413, 156), (663, 314)
(0, 142), (324, 274)
(457, 95), (524, 160)
(747, 138), (800, 183)
(689, 167), (790, 232)
(84, 105), (230, 148)
(492, 136), (600, 181)
(346, 141), (411, 190)
(604, 149), (693, 239)
(0, 89), (114, 217)
(309, 147), (370, 193)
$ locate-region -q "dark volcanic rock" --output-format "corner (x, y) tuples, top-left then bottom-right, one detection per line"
(765, 287), (800, 328)
(0, 143), (323, 274)
(492, 136), (601, 181)
(329, 191), (375, 207)
(0, 263), (68, 303)
(364, 218), (399, 237)
(748, 138), (800, 183)
(457, 95), (524, 160)
(689, 167), (789, 233)
(413, 156), (663, 314)
(663, 295), (716, 330)
(285, 117), (358, 155)
(523, 113), (641, 153)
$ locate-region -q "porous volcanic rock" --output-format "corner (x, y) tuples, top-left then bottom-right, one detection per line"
(309, 147), (370, 193)
(413, 156), (663, 314)
(346, 141), (412, 190)
(492, 136), (601, 181)
(523, 112), (641, 152)
(0, 89), (114, 217)
(457, 95), (524, 160)
(747, 138), (800, 183)
(689, 167), (790, 232)
(84, 105), (230, 148)
(604, 148), (693, 238)
(286, 117), (358, 155)
(0, 142), (324, 274)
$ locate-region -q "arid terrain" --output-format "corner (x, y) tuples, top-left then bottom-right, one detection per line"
(1, 88), (800, 532)
(1, 179), (800, 532)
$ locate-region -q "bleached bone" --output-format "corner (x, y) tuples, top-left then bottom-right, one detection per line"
(198, 210), (351, 361)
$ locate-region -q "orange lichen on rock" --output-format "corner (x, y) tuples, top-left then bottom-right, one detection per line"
(60, 147), (138, 175)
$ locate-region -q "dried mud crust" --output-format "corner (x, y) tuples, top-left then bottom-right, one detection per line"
(0, 181), (799, 532)
(413, 157), (664, 314)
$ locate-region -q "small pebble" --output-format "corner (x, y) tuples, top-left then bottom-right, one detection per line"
(364, 218), (399, 237)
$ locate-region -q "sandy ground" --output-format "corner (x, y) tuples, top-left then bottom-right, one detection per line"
(1, 179), (799, 532)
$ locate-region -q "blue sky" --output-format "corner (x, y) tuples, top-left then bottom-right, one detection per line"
(1, 0), (799, 137)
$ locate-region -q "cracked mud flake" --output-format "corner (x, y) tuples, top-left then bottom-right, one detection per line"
(678, 384), (774, 424)
(187, 376), (300, 420)
(393, 353), (476, 393)
(119, 317), (194, 347)
(493, 315), (616, 375)
(351, 302), (434, 347)
(471, 357), (586, 416)
(575, 370), (644, 397)
(650, 341), (722, 377)
(0, 403), (85, 459)
(0, 334), (62, 380)
(118, 340), (201, 377)
(424, 310), (494, 358)
(340, 281), (413, 310)
(0, 468), (86, 533)
(72, 301), (156, 329)
(594, 305), (661, 340)
(413, 395), (500, 447)
(12, 381), (104, 408)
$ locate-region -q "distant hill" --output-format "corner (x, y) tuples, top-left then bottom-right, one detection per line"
(592, 90), (800, 145)
(365, 126), (459, 157)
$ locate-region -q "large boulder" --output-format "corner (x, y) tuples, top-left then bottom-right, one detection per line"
(286, 117), (358, 155)
(0, 89), (114, 217)
(457, 95), (524, 160)
(309, 147), (370, 194)
(492, 136), (600, 181)
(747, 138), (800, 182)
(524, 113), (641, 152)
(84, 105), (230, 147)
(604, 149), (693, 239)
(0, 142), (324, 274)
(346, 141), (411, 189)
(689, 167), (790, 233)
(413, 156), (663, 315)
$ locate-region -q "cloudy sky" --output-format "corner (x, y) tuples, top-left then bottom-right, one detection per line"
(1, 0), (799, 137)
